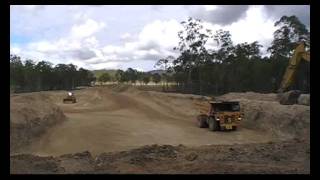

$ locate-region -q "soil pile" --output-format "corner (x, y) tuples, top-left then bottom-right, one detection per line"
(10, 93), (66, 153)
(217, 92), (278, 102)
(10, 139), (309, 174)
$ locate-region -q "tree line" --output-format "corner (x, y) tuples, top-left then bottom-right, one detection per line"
(10, 56), (96, 92)
(154, 15), (310, 95)
(98, 68), (162, 85)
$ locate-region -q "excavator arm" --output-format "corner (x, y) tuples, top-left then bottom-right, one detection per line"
(278, 42), (310, 93)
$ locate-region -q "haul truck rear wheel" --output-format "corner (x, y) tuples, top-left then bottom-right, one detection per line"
(197, 115), (208, 128)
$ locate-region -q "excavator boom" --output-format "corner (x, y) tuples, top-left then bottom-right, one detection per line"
(278, 42), (310, 93)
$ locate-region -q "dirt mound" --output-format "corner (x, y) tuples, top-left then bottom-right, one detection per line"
(10, 93), (66, 153)
(10, 139), (309, 174)
(217, 92), (278, 102)
(216, 92), (310, 140)
(148, 91), (211, 101)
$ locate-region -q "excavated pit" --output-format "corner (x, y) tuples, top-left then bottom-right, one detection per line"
(10, 86), (310, 174)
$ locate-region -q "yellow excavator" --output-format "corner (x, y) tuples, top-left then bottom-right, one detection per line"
(278, 42), (310, 93)
(278, 42), (310, 105)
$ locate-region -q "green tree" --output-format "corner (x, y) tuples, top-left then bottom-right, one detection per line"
(10, 55), (24, 90)
(34, 61), (53, 90)
(233, 41), (262, 60)
(98, 73), (111, 84)
(152, 73), (161, 84)
(125, 68), (138, 84)
(174, 17), (213, 94)
(115, 70), (125, 83)
(24, 60), (37, 91)
(268, 15), (309, 58)
(141, 73), (150, 85)
(155, 55), (175, 91)
(268, 15), (310, 92)
(10, 54), (95, 91)
(155, 56), (175, 71)
(213, 29), (234, 63)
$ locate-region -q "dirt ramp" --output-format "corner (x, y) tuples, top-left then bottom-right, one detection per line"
(10, 93), (66, 153)
(217, 93), (310, 139)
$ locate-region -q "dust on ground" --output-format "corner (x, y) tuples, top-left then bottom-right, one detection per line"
(10, 85), (310, 174)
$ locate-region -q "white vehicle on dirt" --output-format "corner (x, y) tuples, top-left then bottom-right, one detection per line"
(63, 91), (76, 103)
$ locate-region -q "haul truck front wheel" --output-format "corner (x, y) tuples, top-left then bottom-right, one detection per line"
(208, 117), (219, 131)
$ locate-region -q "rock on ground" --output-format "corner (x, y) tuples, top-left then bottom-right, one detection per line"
(279, 90), (301, 105)
(297, 94), (310, 106)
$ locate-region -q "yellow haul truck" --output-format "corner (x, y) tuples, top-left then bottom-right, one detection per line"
(197, 101), (243, 131)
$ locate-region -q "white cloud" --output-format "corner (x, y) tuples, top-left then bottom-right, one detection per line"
(191, 6), (276, 54)
(11, 5), (309, 71)
(10, 46), (21, 54)
(87, 61), (120, 70)
(191, 5), (250, 25)
(83, 36), (99, 48)
(100, 19), (182, 63)
(102, 45), (123, 54)
(135, 67), (144, 71)
(11, 17), (108, 67)
(21, 5), (46, 11)
(28, 41), (58, 53)
(10, 6), (184, 70)
(120, 33), (131, 40)
(224, 6), (277, 54)
(138, 19), (182, 49)
(204, 5), (218, 11)
(71, 19), (106, 38)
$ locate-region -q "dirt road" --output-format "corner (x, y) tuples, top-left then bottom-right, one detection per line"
(22, 87), (274, 156)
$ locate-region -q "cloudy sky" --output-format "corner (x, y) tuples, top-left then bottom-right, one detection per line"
(10, 5), (310, 71)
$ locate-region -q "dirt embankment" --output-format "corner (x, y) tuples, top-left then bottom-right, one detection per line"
(10, 93), (66, 153)
(10, 138), (309, 174)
